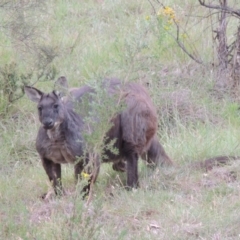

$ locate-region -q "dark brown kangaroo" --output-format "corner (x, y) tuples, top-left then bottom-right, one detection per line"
(24, 77), (173, 196)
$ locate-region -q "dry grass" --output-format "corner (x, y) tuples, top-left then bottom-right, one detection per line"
(1, 158), (240, 239)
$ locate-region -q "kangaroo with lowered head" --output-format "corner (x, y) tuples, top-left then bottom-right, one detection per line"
(24, 77), (173, 197)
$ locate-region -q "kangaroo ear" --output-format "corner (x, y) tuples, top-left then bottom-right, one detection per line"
(54, 76), (69, 95)
(24, 86), (43, 103)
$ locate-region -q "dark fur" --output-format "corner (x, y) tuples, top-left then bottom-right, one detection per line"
(25, 77), (173, 195)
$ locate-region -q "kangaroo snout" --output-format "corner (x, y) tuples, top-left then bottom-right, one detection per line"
(42, 118), (54, 129)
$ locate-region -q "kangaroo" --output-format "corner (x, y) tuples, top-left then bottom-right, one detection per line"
(24, 77), (173, 197)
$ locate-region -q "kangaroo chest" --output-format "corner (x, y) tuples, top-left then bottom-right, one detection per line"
(46, 141), (75, 164)
(43, 130), (76, 164)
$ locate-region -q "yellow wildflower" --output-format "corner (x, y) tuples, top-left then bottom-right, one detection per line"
(164, 26), (170, 31)
(158, 6), (176, 21)
(163, 6), (175, 19)
(167, 19), (173, 25)
(81, 171), (90, 180)
(145, 15), (150, 21)
(181, 33), (187, 39)
(157, 6), (178, 31)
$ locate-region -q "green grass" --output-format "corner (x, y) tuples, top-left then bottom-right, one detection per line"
(1, 0), (240, 239)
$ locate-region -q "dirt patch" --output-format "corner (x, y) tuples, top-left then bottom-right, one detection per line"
(29, 191), (75, 224)
(201, 167), (239, 189)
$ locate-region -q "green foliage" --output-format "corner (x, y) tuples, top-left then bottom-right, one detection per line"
(73, 78), (124, 173)
(0, 0), (58, 114)
(42, 194), (102, 240)
(0, 62), (29, 113)
(223, 102), (240, 126)
(0, 60), (57, 115)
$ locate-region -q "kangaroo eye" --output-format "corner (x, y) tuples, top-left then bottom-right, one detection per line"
(38, 106), (42, 111)
(53, 104), (59, 109)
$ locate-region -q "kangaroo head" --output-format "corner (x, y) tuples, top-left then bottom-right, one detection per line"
(24, 77), (69, 130)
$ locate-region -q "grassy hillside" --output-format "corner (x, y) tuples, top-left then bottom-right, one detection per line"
(1, 0), (240, 239)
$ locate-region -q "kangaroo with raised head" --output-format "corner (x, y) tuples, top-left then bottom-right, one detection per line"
(24, 77), (173, 197)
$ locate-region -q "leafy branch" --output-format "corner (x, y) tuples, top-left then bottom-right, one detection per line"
(148, 0), (204, 65)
